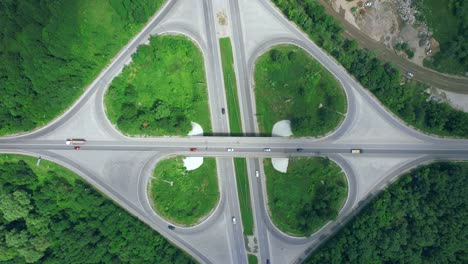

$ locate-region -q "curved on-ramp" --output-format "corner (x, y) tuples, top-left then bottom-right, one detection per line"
(136, 153), (227, 235)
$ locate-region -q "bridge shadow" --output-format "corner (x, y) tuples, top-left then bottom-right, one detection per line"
(203, 132), (271, 137)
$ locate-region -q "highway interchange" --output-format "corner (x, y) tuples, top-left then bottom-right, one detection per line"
(1, 0), (468, 263)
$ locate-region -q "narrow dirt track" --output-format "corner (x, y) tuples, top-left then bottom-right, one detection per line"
(317, 0), (468, 94)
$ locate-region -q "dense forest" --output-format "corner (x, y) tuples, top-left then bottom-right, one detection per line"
(0, 0), (164, 135)
(417, 0), (468, 74)
(272, 0), (468, 137)
(0, 155), (193, 263)
(306, 162), (467, 263)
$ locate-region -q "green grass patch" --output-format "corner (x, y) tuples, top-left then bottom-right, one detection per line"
(271, 0), (468, 137)
(105, 35), (211, 136)
(0, 154), (193, 263)
(265, 157), (347, 236)
(0, 0), (164, 135)
(306, 162), (467, 263)
(254, 45), (346, 137)
(394, 42), (414, 59)
(219, 37), (243, 135)
(248, 254), (258, 264)
(418, 0), (468, 74)
(150, 157), (219, 226)
(234, 158), (254, 236)
(418, 0), (459, 46)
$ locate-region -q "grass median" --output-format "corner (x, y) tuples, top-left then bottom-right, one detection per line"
(265, 157), (347, 236)
(150, 157), (219, 226)
(105, 35), (211, 136)
(219, 37), (243, 135)
(234, 158), (255, 236)
(254, 45), (346, 137)
(248, 255), (258, 264)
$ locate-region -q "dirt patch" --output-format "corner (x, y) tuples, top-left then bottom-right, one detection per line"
(426, 88), (468, 113)
(331, 0), (436, 67)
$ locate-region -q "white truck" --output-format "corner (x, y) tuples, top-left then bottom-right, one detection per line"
(65, 139), (87, 145)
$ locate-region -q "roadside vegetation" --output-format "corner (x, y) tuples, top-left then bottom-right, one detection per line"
(106, 35), (211, 136)
(150, 157), (219, 226)
(306, 162), (467, 263)
(248, 254), (258, 264)
(219, 37), (243, 135)
(0, 0), (164, 136)
(272, 0), (468, 138)
(265, 158), (347, 236)
(255, 45), (346, 137)
(394, 42), (414, 59)
(234, 158), (254, 236)
(0, 154), (193, 263)
(414, 0), (468, 75)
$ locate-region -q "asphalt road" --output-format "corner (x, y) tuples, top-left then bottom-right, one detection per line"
(232, 0), (468, 262)
(1, 0), (468, 263)
(227, 0), (273, 262)
(2, 138), (467, 157)
(203, 0), (248, 262)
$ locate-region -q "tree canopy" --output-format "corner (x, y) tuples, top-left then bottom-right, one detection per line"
(272, 0), (468, 137)
(306, 162), (468, 263)
(0, 0), (164, 135)
(0, 155), (193, 263)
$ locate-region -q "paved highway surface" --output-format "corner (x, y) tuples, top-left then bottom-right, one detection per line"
(1, 0), (468, 263)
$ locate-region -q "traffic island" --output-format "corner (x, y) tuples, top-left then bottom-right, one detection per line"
(265, 157), (348, 236)
(105, 35), (211, 136)
(254, 45), (346, 137)
(149, 157), (219, 226)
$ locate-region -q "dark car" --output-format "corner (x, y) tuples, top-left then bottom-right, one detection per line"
(168, 225), (175, 230)
(221, 108), (226, 114)
(74, 146), (81, 150)
(296, 148), (303, 152)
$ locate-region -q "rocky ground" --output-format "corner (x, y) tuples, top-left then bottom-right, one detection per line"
(330, 0), (468, 112)
(331, 0), (438, 66)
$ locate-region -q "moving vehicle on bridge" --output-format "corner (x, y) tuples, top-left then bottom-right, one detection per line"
(65, 139), (87, 145)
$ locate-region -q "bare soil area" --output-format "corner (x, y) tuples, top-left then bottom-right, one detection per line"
(331, 0), (437, 66)
(328, 0), (468, 108)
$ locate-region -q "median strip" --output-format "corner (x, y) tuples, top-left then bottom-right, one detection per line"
(219, 37), (243, 135)
(234, 158), (255, 236)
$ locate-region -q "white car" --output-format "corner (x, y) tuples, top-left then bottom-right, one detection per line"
(263, 148), (271, 152)
(232, 217), (237, 224)
(227, 148), (234, 152)
(255, 170), (260, 178)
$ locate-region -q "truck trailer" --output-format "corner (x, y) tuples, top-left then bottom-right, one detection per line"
(65, 139), (87, 145)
